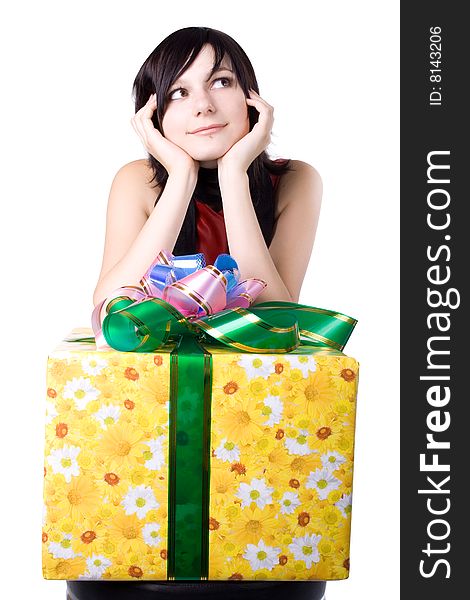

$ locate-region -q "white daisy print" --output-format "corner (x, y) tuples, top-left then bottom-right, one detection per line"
(243, 539), (281, 571)
(143, 522), (162, 547)
(262, 395), (283, 427)
(81, 356), (108, 376)
(236, 477), (274, 509)
(284, 429), (314, 456)
(237, 354), (276, 379)
(305, 468), (342, 500)
(63, 377), (100, 410)
(288, 533), (321, 568)
(48, 534), (75, 559)
(47, 445), (80, 482)
(122, 485), (159, 519)
(283, 355), (317, 377)
(85, 554), (112, 578)
(143, 437), (165, 471)
(279, 491), (301, 515)
(214, 438), (240, 463)
(335, 493), (353, 518)
(95, 404), (121, 429)
(320, 451), (346, 472)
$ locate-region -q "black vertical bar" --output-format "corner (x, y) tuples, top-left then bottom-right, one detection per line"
(401, 3), (466, 597)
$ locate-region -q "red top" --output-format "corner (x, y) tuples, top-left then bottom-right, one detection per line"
(195, 164), (285, 265)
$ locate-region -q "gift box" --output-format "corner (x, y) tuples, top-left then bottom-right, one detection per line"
(42, 324), (359, 582)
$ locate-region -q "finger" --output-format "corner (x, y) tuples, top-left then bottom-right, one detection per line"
(246, 96), (273, 117)
(246, 98), (274, 128)
(130, 114), (143, 137)
(147, 93), (157, 110)
(246, 98), (264, 111)
(135, 95), (158, 139)
(134, 94), (153, 115)
(248, 89), (272, 108)
(132, 111), (149, 144)
(136, 94), (157, 121)
(141, 106), (163, 140)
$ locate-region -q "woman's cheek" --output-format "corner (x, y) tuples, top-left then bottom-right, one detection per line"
(233, 115), (250, 141)
(235, 101), (250, 136)
(161, 112), (182, 142)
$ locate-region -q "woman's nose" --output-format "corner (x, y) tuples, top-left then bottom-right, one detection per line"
(192, 90), (215, 116)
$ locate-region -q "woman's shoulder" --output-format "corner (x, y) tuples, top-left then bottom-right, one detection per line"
(274, 159), (322, 216)
(280, 159), (321, 179)
(114, 159), (161, 217)
(272, 158), (321, 186)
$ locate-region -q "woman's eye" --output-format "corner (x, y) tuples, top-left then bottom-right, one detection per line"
(168, 78), (231, 100)
(212, 77), (231, 89)
(169, 88), (186, 100)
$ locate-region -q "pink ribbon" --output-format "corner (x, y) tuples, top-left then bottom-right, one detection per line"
(92, 250), (267, 350)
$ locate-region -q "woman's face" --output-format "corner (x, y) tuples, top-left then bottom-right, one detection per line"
(161, 44), (250, 168)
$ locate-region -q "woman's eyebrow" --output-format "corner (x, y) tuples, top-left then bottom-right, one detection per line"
(172, 66), (234, 87)
(206, 66), (234, 80)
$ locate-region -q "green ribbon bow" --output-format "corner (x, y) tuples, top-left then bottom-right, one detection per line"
(96, 297), (356, 354)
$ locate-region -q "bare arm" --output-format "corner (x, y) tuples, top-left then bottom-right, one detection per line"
(219, 160), (322, 304)
(92, 162), (197, 307)
(264, 161), (322, 303)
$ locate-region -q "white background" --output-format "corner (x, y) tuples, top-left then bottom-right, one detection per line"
(1, 1), (399, 598)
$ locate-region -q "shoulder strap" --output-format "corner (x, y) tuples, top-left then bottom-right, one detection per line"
(269, 172), (282, 192)
(269, 158), (289, 192)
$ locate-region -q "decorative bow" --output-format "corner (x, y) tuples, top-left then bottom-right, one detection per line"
(92, 250), (266, 351)
(91, 250), (357, 354)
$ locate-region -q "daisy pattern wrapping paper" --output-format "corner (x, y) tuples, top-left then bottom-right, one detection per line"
(42, 327), (359, 582)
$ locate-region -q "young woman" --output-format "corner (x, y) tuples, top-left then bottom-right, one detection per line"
(72, 26), (324, 600)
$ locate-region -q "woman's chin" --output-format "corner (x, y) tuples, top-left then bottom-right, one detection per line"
(185, 143), (233, 166)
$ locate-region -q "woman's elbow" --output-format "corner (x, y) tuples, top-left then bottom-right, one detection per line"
(93, 283), (107, 309)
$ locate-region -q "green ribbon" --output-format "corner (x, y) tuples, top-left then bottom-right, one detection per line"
(68, 300), (356, 579)
(98, 298), (357, 354)
(167, 335), (212, 580)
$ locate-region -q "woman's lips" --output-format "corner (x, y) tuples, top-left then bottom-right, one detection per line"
(190, 124), (227, 135)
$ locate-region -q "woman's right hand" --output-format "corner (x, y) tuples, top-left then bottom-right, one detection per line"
(131, 93), (199, 176)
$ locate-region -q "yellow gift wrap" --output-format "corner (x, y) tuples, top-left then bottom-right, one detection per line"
(42, 327), (359, 582)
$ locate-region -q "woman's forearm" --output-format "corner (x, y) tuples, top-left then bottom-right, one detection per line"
(93, 170), (198, 306)
(218, 166), (292, 303)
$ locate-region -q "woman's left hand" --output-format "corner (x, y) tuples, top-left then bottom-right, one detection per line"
(217, 89), (274, 173)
